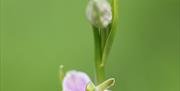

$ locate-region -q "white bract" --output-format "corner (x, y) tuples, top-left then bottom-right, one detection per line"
(86, 0), (112, 28)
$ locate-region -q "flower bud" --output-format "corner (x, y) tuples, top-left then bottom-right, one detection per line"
(86, 0), (112, 28)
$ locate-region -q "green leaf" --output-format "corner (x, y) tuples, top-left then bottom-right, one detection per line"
(101, 0), (118, 66)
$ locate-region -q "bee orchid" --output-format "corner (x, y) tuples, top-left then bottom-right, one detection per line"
(62, 70), (115, 91)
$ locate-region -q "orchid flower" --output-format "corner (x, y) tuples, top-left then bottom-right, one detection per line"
(61, 70), (115, 91)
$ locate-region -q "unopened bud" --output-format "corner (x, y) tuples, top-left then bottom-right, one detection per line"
(86, 0), (112, 28)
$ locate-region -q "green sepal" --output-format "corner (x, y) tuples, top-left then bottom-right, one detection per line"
(96, 78), (115, 91)
(86, 78), (115, 91)
(86, 82), (96, 91)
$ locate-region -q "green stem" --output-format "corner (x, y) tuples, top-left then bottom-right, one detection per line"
(92, 26), (105, 85)
(95, 62), (105, 85)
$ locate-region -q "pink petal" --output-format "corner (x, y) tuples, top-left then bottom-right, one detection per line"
(63, 70), (91, 91)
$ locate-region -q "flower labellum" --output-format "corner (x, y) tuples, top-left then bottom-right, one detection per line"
(86, 0), (112, 28)
(62, 70), (91, 91)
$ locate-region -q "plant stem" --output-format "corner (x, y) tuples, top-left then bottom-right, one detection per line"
(95, 62), (105, 85)
(92, 26), (105, 85)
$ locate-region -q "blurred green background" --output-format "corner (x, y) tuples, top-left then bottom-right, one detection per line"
(0, 0), (179, 91)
